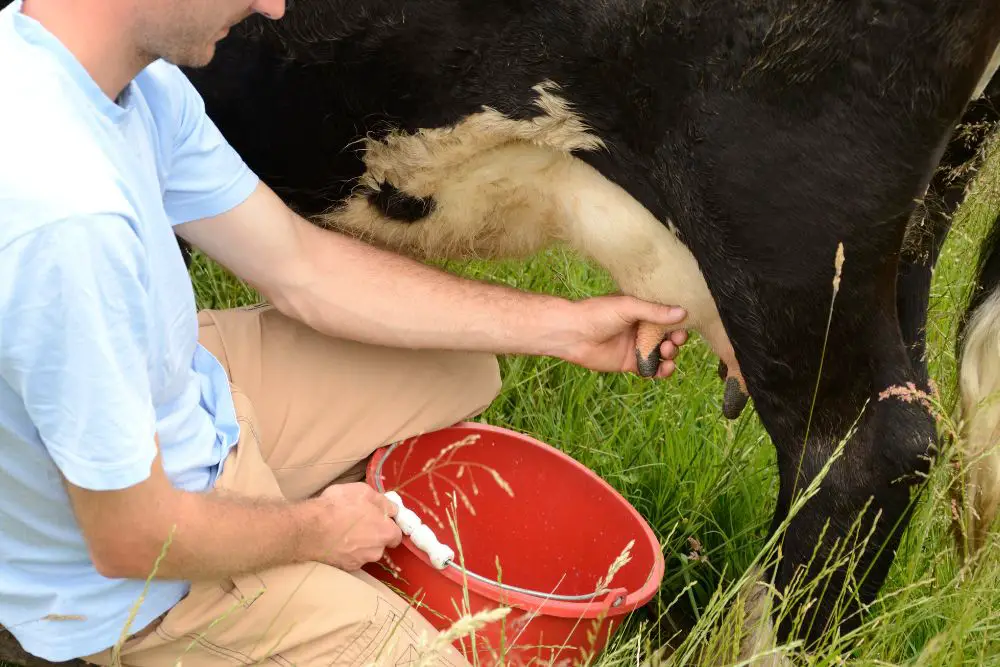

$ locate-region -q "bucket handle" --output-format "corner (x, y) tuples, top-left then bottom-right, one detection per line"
(383, 489), (631, 606)
(384, 490), (454, 569)
(597, 586), (629, 611)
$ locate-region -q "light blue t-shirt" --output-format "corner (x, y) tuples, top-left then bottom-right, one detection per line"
(0, 2), (259, 661)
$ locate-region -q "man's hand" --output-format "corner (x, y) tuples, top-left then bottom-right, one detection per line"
(306, 483), (403, 571)
(551, 296), (689, 377)
(64, 437), (405, 581)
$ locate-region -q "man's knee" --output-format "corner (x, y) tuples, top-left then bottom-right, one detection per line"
(441, 351), (502, 416)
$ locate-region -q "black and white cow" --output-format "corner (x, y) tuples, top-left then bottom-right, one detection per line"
(177, 0), (1000, 659)
(12, 0), (1000, 661)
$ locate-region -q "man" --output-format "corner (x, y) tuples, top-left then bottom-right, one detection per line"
(0, 0), (689, 664)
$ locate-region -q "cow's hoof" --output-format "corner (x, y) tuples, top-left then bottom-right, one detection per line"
(723, 376), (749, 419)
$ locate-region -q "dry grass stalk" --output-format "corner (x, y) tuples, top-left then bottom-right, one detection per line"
(392, 433), (515, 530)
(110, 526), (176, 667)
(401, 605), (512, 667)
(595, 539), (635, 595)
(421, 434), (482, 474)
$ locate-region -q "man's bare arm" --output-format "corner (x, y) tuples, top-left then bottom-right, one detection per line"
(176, 181), (687, 374)
(64, 435), (400, 581)
(70, 183), (685, 584)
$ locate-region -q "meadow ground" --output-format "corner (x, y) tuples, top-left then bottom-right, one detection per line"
(176, 136), (1000, 666)
(5, 141), (1000, 667)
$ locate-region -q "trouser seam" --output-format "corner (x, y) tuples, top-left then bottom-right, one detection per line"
(153, 626), (256, 665)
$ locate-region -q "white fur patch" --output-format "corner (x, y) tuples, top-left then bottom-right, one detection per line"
(320, 80), (742, 382)
(973, 38), (1000, 100)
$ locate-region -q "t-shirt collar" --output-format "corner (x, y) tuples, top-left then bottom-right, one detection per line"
(6, 0), (136, 123)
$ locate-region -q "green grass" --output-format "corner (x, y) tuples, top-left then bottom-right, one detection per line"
(181, 141), (1000, 666)
(184, 143), (1000, 665)
(6, 144), (1000, 667)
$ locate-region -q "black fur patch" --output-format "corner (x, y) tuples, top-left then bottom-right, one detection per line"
(368, 181), (435, 222)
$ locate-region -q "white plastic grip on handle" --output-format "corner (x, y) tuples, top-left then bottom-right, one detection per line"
(384, 490), (455, 569)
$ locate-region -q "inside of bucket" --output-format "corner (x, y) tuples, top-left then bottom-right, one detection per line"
(374, 426), (659, 599)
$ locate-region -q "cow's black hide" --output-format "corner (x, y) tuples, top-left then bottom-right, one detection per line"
(176, 1), (1000, 648)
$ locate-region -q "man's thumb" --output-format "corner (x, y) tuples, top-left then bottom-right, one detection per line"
(628, 297), (686, 325)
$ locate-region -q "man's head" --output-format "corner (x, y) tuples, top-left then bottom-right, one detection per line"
(132, 0), (285, 68)
(20, 0), (286, 98)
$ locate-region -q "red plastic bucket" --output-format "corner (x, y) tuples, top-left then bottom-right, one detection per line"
(363, 422), (664, 666)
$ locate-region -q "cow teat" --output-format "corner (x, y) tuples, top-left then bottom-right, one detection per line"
(717, 360), (749, 419)
(635, 321), (678, 377)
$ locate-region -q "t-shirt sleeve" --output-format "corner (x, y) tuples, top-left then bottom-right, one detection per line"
(0, 215), (159, 491)
(153, 63), (260, 225)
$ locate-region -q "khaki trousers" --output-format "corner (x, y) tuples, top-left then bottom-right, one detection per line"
(83, 304), (502, 667)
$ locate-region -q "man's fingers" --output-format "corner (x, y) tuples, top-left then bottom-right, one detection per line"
(376, 493), (398, 518)
(376, 493), (403, 545)
(380, 518), (403, 548)
(655, 359), (677, 378)
(628, 298), (686, 326)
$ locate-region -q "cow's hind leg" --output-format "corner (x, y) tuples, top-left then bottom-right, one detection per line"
(318, 121), (745, 398)
(898, 73), (1000, 384)
(955, 209), (1000, 558)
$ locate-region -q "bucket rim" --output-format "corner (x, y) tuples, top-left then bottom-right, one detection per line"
(365, 421), (665, 618)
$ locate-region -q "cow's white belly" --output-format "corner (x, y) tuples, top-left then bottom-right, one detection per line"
(319, 80), (745, 398)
